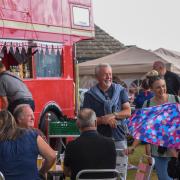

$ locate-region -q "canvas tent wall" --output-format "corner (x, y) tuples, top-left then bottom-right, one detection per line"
(78, 46), (178, 89)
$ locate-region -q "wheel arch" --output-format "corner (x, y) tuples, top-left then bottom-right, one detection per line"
(38, 101), (63, 129)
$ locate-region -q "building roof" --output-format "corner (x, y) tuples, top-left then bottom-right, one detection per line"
(76, 25), (125, 63)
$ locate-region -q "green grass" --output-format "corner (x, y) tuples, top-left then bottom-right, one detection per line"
(127, 145), (158, 180)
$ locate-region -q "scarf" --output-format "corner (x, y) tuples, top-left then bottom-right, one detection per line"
(87, 83), (123, 114)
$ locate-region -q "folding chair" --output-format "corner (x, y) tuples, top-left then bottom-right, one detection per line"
(135, 154), (155, 180)
(116, 149), (128, 180)
(0, 171), (5, 180)
(76, 169), (120, 180)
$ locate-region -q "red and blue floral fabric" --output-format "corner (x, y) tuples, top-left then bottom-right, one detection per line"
(128, 103), (180, 148)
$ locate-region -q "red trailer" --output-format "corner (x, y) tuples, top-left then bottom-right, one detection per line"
(0, 0), (94, 132)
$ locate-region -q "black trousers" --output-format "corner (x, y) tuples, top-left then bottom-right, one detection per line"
(8, 98), (35, 114)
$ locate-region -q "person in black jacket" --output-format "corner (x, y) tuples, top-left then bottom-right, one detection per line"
(153, 61), (180, 96)
(64, 108), (116, 180)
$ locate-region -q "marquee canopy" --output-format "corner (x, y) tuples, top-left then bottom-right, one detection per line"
(79, 46), (180, 75)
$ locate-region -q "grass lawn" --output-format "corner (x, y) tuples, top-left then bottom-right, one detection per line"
(127, 144), (158, 180)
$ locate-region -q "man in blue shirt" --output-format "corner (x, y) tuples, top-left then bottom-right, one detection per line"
(83, 63), (131, 180)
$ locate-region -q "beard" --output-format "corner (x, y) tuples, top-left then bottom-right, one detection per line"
(103, 80), (112, 87)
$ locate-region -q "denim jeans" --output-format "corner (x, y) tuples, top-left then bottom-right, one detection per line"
(154, 156), (173, 180)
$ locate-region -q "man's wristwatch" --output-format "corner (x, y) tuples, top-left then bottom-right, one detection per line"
(113, 112), (118, 118)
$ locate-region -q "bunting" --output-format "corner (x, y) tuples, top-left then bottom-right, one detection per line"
(0, 39), (62, 55)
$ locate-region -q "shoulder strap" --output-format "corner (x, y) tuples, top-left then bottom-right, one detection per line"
(146, 99), (150, 107)
(174, 95), (180, 103)
(0, 71), (23, 82)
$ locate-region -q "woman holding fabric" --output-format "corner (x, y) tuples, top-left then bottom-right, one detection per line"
(128, 75), (180, 180)
(144, 75), (180, 180)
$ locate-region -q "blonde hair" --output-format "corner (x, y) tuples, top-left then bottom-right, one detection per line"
(0, 110), (25, 141)
(146, 70), (159, 78)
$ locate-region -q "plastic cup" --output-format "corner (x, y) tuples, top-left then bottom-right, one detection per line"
(60, 154), (64, 171)
(50, 151), (58, 171)
(50, 161), (56, 171)
(37, 155), (43, 169)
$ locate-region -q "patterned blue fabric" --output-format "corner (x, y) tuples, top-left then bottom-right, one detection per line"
(128, 103), (180, 148)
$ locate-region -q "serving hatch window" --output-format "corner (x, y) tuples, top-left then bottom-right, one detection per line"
(34, 49), (62, 77)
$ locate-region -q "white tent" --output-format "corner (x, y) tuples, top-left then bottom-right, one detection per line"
(78, 46), (179, 89)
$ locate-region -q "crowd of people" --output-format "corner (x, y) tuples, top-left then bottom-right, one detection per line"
(65, 62), (180, 180)
(0, 60), (180, 180)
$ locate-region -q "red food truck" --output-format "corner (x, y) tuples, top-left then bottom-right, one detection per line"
(0, 0), (94, 132)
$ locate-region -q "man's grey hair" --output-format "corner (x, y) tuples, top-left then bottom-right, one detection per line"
(13, 104), (31, 122)
(77, 108), (96, 128)
(95, 63), (112, 76)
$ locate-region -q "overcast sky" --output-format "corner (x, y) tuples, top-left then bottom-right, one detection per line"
(93, 0), (180, 52)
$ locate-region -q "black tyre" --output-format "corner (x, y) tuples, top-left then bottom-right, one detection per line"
(39, 111), (62, 151)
